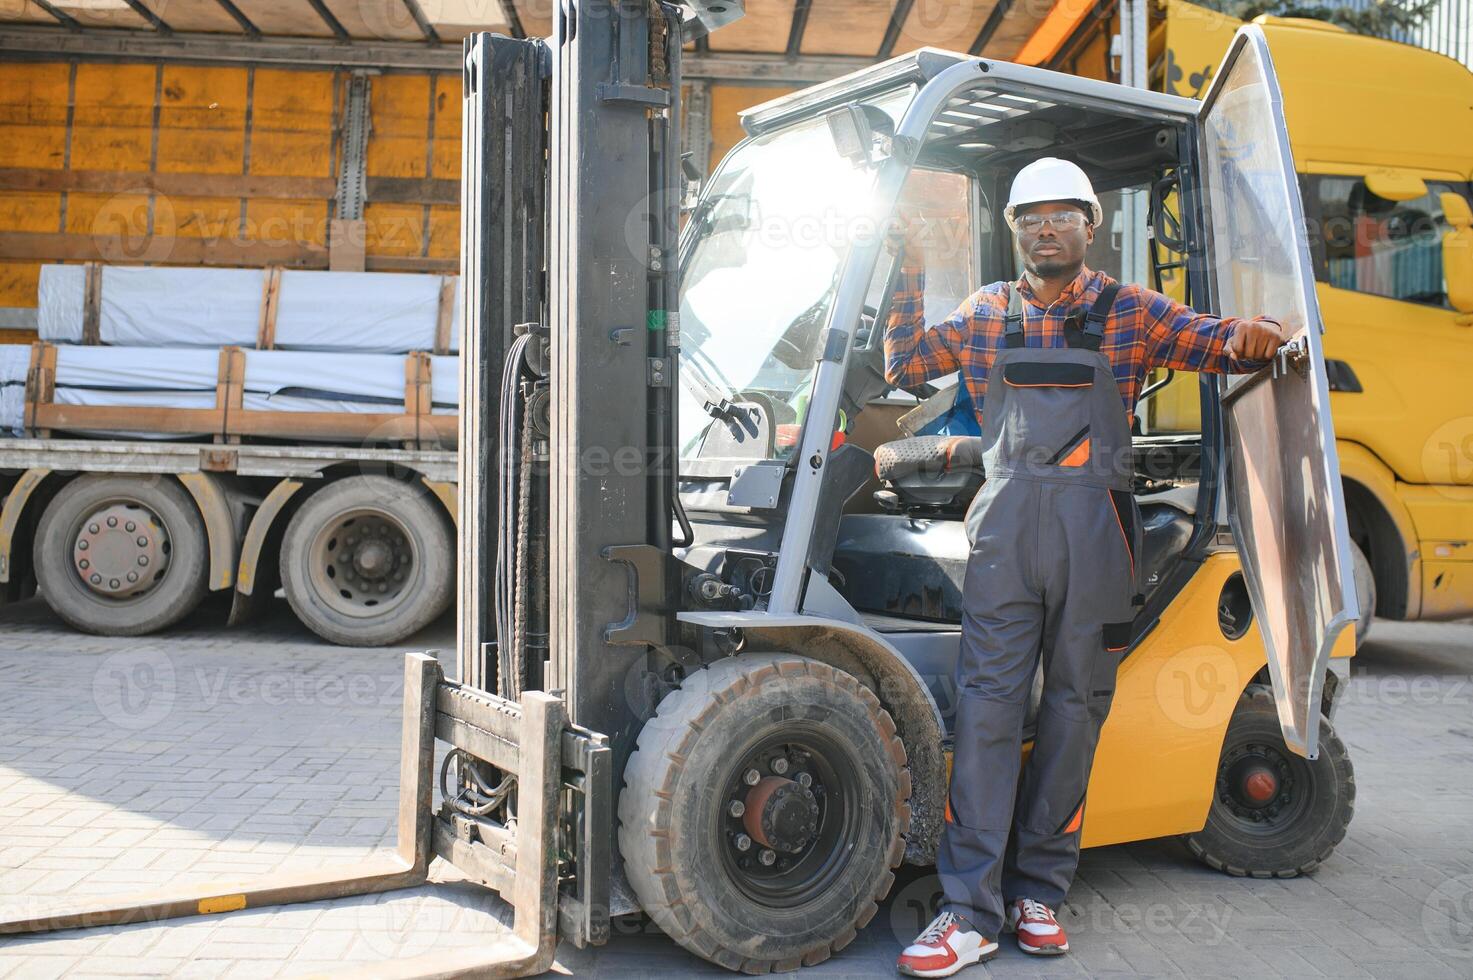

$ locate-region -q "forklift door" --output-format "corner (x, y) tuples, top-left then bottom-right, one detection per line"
(1198, 25), (1360, 759)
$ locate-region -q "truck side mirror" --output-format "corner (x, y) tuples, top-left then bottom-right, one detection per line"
(1364, 170), (1428, 202)
(1442, 191), (1473, 315)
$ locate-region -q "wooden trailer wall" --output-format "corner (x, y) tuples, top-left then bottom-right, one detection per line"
(0, 55), (798, 346)
(0, 60), (462, 341)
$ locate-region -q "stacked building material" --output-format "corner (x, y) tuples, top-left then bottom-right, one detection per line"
(37, 265), (461, 353)
(3, 265), (461, 443)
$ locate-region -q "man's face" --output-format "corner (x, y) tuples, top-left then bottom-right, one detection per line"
(1015, 201), (1093, 278)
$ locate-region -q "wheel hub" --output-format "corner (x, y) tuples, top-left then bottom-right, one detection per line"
(1219, 742), (1297, 822)
(312, 511), (416, 617)
(73, 503), (168, 598)
(742, 776), (820, 853)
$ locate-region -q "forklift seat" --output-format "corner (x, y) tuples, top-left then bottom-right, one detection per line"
(874, 435), (985, 509)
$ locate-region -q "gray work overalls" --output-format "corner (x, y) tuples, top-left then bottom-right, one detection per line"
(936, 280), (1141, 937)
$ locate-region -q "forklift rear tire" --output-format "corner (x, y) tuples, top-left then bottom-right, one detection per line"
(1183, 685), (1354, 878)
(34, 474), (210, 636)
(619, 653), (911, 972)
(279, 476), (452, 647)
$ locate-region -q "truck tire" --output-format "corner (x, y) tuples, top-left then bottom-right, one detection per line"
(34, 474), (209, 636)
(1350, 539), (1375, 648)
(619, 653), (910, 972)
(279, 476), (452, 646)
(1183, 685), (1354, 878)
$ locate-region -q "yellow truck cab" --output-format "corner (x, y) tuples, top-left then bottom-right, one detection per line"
(1151, 13), (1473, 626)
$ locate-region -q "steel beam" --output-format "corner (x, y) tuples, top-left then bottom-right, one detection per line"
(0, 26), (873, 80)
(210, 0), (260, 38)
(31, 0), (80, 30)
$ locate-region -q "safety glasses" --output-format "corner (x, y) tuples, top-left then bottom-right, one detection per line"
(1014, 211), (1088, 233)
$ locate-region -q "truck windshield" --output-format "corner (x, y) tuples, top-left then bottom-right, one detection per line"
(677, 92), (909, 462)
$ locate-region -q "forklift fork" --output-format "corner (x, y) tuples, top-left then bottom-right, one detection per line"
(0, 653), (609, 979)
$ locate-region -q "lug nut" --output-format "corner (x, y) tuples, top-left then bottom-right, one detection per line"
(79, 560), (89, 570)
(744, 768), (760, 786)
(137, 536), (148, 547)
(772, 758), (789, 775)
(127, 571), (138, 583)
(796, 772), (812, 787)
(107, 516), (117, 527)
(734, 833), (751, 852)
(89, 574), (101, 584)
(125, 521), (136, 532)
(759, 849), (776, 866)
(138, 556), (149, 566)
(77, 540), (88, 551)
(728, 800), (745, 818)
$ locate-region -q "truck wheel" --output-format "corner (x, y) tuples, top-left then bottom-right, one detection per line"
(1350, 539), (1375, 648)
(1183, 685), (1354, 878)
(279, 476), (452, 647)
(619, 653), (910, 972)
(34, 475), (209, 636)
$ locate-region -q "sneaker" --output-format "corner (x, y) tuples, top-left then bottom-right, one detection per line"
(897, 910), (999, 977)
(1006, 898), (1069, 955)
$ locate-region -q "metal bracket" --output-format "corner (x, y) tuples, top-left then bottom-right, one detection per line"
(596, 83), (671, 107)
(335, 72), (372, 221)
(727, 459), (787, 510)
(602, 543), (667, 647)
(1274, 335), (1309, 380)
(817, 327), (849, 363)
(648, 357), (670, 387)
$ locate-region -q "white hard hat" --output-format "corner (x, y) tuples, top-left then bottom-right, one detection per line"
(1004, 157), (1103, 230)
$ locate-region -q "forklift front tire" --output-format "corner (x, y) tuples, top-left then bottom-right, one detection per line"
(1183, 684), (1354, 878)
(619, 653), (910, 973)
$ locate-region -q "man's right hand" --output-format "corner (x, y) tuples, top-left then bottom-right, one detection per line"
(885, 205), (928, 260)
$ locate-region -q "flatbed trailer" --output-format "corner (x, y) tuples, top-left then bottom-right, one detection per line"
(0, 437), (457, 645)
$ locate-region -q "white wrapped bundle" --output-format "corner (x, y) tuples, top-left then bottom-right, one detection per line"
(36, 265), (460, 354)
(1, 344), (29, 436)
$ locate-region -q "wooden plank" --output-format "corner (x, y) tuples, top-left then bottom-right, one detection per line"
(228, 0), (339, 37)
(81, 262), (101, 346)
(256, 267), (282, 348)
(0, 231), (327, 266)
(894, 0), (1004, 57)
(216, 346), (245, 444)
(127, 0), (250, 33)
(433, 275), (454, 355)
(799, 0), (894, 55)
(706, 0), (796, 52)
(0, 167), (338, 200)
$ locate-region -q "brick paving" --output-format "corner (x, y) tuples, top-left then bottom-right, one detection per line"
(1, 594), (1471, 978)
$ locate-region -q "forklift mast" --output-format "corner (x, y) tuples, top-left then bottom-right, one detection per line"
(459, 0), (744, 922)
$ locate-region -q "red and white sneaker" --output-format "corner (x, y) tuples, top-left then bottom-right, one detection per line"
(1006, 898), (1069, 955)
(897, 910), (998, 977)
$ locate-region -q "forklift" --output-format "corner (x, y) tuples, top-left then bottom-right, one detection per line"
(1, 1), (1360, 975)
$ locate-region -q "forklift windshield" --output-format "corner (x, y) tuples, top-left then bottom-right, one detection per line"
(678, 91), (912, 460)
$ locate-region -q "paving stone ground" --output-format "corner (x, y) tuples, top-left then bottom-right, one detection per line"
(1, 594), (1471, 979)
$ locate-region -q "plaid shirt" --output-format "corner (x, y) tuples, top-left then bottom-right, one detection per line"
(884, 261), (1262, 425)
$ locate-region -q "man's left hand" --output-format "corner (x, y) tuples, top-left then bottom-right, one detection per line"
(1227, 316), (1290, 363)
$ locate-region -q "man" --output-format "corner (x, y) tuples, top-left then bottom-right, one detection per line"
(888, 157), (1287, 976)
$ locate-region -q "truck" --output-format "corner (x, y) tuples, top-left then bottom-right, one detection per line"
(3, 5), (1367, 976)
(0, 268), (460, 646)
(1079, 3), (1473, 634)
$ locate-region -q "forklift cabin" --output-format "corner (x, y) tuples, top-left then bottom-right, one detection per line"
(0, 8), (1359, 978)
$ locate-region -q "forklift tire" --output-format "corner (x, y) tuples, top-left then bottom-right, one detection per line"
(34, 474), (209, 636)
(619, 653), (910, 973)
(1183, 685), (1354, 878)
(279, 476), (452, 647)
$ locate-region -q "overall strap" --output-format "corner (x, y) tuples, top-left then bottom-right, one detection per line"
(1003, 282), (1025, 349)
(1069, 281), (1121, 352)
